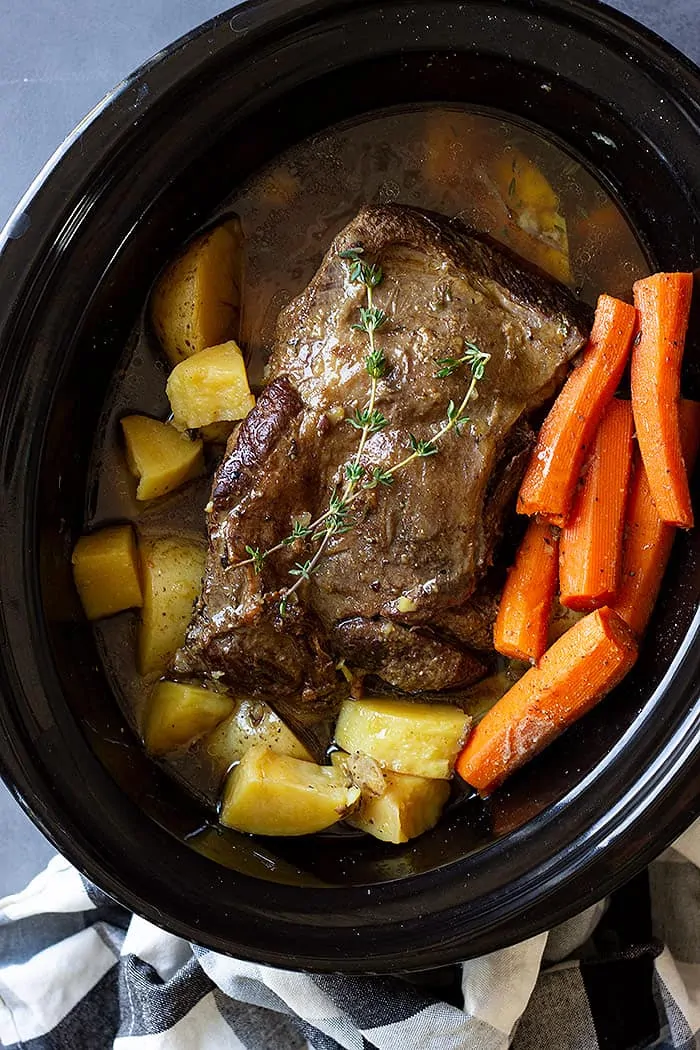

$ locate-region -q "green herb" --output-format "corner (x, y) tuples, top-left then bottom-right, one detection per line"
(234, 254), (490, 618)
(435, 341), (489, 379)
(363, 467), (394, 489)
(347, 407), (388, 434)
(464, 342), (489, 380)
(282, 520), (314, 544)
(289, 560), (313, 582)
(345, 461), (365, 483)
(326, 491), (352, 533)
(385, 340), (490, 477)
(277, 244), (390, 613)
(409, 435), (439, 458)
(366, 347), (387, 379)
(446, 399), (470, 431)
(339, 246), (383, 288)
(352, 306), (388, 336)
(434, 357), (462, 379)
(508, 176), (517, 198)
(244, 545), (266, 573)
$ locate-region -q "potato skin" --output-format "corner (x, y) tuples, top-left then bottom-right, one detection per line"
(143, 681), (234, 756)
(334, 698), (471, 779)
(219, 746), (359, 836)
(138, 535), (206, 676)
(150, 219), (243, 367)
(72, 524), (142, 620)
(121, 415), (203, 500)
(166, 340), (255, 430)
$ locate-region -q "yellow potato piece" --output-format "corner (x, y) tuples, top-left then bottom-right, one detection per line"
(332, 753), (450, 844)
(220, 746), (360, 836)
(166, 341), (255, 431)
(150, 219), (243, 366)
(143, 681), (234, 756)
(494, 151), (558, 213)
(72, 525), (143, 621)
(335, 698), (471, 779)
(121, 415), (203, 501)
(205, 699), (313, 779)
(491, 150), (571, 285)
(138, 535), (206, 676)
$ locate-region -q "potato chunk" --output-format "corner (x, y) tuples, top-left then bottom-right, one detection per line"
(166, 341), (255, 431)
(150, 219), (243, 366)
(121, 415), (203, 501)
(72, 524), (142, 620)
(491, 151), (571, 285)
(138, 536), (205, 676)
(143, 681), (234, 756)
(334, 698), (471, 779)
(332, 753), (450, 843)
(220, 746), (359, 836)
(205, 699), (313, 778)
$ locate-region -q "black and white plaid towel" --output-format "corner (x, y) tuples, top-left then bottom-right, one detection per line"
(1, 819), (698, 1049)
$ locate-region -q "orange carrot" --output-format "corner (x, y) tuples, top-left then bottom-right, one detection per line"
(455, 606), (637, 796)
(631, 272), (694, 528)
(494, 520), (559, 662)
(517, 295), (637, 526)
(559, 399), (634, 611)
(611, 399), (700, 635)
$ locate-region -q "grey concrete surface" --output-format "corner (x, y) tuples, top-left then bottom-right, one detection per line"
(0, 0), (698, 898)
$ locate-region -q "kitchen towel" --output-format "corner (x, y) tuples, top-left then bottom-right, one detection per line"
(0, 819), (698, 1049)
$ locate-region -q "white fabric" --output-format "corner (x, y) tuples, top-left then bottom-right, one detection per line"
(461, 933), (547, 1037)
(121, 915), (193, 982)
(1, 817), (699, 1050)
(0, 855), (94, 922)
(112, 992), (247, 1050)
(0, 926), (116, 1043)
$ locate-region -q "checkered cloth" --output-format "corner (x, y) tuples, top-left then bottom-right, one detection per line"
(1, 819), (698, 1049)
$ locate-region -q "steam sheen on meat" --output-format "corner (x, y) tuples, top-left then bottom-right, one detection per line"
(174, 205), (590, 706)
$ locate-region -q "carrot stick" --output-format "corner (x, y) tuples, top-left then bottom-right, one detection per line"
(455, 606), (637, 796)
(611, 399), (700, 635)
(494, 520), (559, 662)
(559, 399), (634, 611)
(517, 295), (637, 526)
(631, 272), (694, 528)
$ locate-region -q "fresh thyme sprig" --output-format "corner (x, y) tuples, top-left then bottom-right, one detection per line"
(347, 407), (388, 433)
(244, 545), (266, 573)
(339, 246), (389, 481)
(363, 466), (394, 489)
(435, 341), (489, 379)
(381, 341), (491, 478)
(231, 248), (489, 619)
(272, 245), (391, 614)
(284, 519), (314, 543)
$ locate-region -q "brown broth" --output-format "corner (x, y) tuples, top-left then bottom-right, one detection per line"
(89, 106), (648, 807)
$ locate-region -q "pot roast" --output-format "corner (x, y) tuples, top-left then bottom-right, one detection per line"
(174, 205), (591, 706)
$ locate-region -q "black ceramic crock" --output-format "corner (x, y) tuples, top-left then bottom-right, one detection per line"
(1, 0), (699, 973)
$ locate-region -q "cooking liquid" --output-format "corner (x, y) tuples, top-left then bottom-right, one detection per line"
(89, 106), (648, 809)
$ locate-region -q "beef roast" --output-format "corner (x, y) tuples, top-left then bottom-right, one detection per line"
(175, 205), (591, 704)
